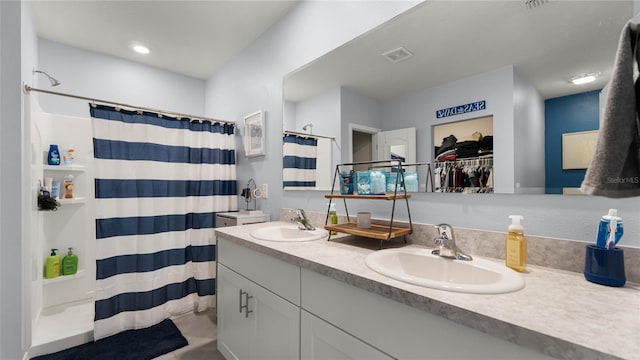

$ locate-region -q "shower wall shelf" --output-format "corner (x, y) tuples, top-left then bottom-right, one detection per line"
(42, 269), (85, 285)
(43, 164), (86, 172)
(324, 160), (414, 249)
(43, 164), (87, 206)
(57, 198), (86, 205)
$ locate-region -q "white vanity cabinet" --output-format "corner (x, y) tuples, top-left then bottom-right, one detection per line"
(217, 238), (300, 360)
(216, 234), (553, 360)
(301, 310), (393, 360)
(301, 269), (552, 360)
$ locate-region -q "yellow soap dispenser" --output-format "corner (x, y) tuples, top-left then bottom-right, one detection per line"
(505, 215), (527, 272)
(328, 202), (338, 235)
(45, 249), (61, 279)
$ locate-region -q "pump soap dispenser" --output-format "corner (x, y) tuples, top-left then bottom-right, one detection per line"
(505, 215), (527, 272)
(327, 202), (338, 235)
(62, 247), (78, 276)
(45, 249), (60, 279)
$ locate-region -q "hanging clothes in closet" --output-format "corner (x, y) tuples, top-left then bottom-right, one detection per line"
(434, 156), (494, 193)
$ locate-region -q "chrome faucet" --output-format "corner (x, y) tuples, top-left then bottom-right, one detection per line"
(432, 223), (472, 261)
(290, 209), (316, 230)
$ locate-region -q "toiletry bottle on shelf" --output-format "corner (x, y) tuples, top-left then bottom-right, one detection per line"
(62, 247), (78, 276)
(596, 209), (623, 249)
(63, 174), (74, 199)
(45, 249), (60, 279)
(63, 148), (75, 165)
(51, 180), (61, 199)
(505, 215), (527, 272)
(47, 145), (61, 165)
(328, 202), (338, 235)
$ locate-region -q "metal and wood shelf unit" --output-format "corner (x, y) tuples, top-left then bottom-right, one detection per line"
(324, 159), (415, 249)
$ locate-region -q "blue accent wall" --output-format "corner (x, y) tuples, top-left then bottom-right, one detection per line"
(545, 90), (600, 194)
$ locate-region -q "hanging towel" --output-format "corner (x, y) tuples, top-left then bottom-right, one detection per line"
(581, 19), (640, 198)
(283, 134), (318, 190)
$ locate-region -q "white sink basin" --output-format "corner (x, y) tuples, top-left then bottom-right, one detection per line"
(365, 247), (524, 294)
(250, 224), (328, 242)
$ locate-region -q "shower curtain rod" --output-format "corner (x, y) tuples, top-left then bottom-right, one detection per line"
(23, 84), (235, 126)
(283, 130), (335, 140)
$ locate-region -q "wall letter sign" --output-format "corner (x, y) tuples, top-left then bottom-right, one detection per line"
(436, 100), (486, 119)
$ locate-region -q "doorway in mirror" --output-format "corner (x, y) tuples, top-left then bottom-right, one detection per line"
(350, 125), (416, 172)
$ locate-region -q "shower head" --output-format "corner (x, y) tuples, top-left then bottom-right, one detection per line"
(302, 123), (313, 134)
(34, 69), (61, 87)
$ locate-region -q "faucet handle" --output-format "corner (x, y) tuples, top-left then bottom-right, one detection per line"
(434, 223), (454, 240)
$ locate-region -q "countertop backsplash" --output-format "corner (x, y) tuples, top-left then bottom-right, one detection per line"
(279, 208), (639, 284)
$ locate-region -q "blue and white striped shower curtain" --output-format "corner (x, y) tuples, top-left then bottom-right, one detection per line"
(283, 134), (317, 190)
(91, 105), (237, 339)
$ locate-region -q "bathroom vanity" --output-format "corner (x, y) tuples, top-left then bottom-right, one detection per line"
(215, 211), (270, 228)
(215, 221), (639, 360)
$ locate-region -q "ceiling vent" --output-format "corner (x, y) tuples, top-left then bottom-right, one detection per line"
(523, 0), (548, 9)
(382, 47), (414, 63)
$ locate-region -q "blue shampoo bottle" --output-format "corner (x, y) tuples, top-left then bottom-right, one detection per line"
(47, 144), (61, 165)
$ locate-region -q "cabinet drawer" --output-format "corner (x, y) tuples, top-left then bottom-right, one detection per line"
(218, 238), (300, 305)
(216, 215), (237, 227)
(301, 269), (551, 360)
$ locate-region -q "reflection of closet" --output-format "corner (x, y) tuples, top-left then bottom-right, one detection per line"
(433, 115), (494, 193)
(434, 155), (493, 193)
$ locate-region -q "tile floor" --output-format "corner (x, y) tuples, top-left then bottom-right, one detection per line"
(155, 309), (226, 360)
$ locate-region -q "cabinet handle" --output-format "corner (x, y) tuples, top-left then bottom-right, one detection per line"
(239, 289), (245, 313)
(244, 293), (253, 318)
(239, 289), (253, 318)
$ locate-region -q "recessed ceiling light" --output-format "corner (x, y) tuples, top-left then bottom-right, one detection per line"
(132, 44), (150, 55)
(571, 72), (600, 85)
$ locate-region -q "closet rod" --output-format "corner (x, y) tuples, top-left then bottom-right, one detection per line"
(284, 130), (335, 140)
(23, 84), (235, 126)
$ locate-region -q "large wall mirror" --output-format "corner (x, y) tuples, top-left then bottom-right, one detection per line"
(282, 0), (633, 194)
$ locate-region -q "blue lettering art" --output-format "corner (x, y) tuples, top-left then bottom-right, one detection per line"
(436, 100), (486, 119)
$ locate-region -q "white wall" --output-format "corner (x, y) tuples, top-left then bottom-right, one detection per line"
(36, 39), (206, 118)
(205, 1), (639, 245)
(291, 87), (340, 136)
(205, 0), (420, 216)
(341, 87), (383, 131)
(2, 1), (36, 358)
(513, 69), (545, 193)
(382, 65), (516, 193)
(35, 112), (96, 309)
(283, 87), (340, 191)
(341, 86), (383, 143)
(22, 2), (40, 355)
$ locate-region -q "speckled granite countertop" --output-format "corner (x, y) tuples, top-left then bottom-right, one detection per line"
(215, 221), (640, 360)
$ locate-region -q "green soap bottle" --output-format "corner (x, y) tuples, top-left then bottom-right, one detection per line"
(45, 249), (60, 279)
(62, 247), (78, 276)
(328, 202), (338, 235)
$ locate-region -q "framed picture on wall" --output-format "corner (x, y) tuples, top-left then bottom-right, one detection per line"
(562, 130), (598, 170)
(244, 111), (265, 157)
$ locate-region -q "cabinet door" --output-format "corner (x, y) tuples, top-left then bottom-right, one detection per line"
(249, 282), (300, 360)
(301, 310), (392, 360)
(218, 264), (250, 360)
